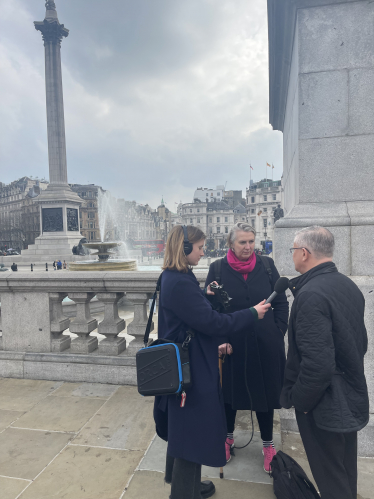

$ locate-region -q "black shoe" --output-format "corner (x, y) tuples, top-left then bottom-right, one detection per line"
(169, 480), (215, 499)
(201, 480), (216, 498)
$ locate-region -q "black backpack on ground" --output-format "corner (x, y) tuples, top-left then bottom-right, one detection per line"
(270, 451), (320, 499)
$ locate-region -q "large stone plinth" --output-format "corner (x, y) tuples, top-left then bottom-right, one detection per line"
(268, 0), (374, 456)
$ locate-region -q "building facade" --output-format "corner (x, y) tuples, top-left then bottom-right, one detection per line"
(0, 177), (48, 251)
(246, 179), (283, 250)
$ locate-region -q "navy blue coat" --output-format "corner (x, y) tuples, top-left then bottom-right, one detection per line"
(154, 268), (256, 467)
(205, 256), (289, 412)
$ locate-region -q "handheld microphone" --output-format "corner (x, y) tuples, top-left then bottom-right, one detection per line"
(265, 277), (289, 304)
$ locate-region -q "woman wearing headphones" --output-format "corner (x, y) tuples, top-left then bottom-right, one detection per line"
(154, 225), (270, 499)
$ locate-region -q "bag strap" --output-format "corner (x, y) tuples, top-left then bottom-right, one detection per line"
(212, 258), (223, 284)
(259, 255), (273, 289)
(143, 273), (162, 347)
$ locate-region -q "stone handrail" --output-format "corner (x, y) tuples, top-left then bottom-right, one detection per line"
(0, 271), (208, 384)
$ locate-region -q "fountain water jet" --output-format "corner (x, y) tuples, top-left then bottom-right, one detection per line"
(69, 191), (137, 271)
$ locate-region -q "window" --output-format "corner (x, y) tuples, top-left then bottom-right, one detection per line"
(263, 219), (267, 227)
(264, 195), (267, 201)
(251, 219), (255, 226)
(251, 197), (255, 203)
(272, 194), (276, 200)
(190, 218), (193, 224)
(90, 231), (94, 239)
(217, 192), (221, 196)
(209, 217), (212, 223)
(211, 193), (213, 196)
(88, 212), (95, 219)
(197, 208), (200, 213)
(242, 217), (246, 221)
(206, 193), (209, 197)
(190, 209), (192, 213)
(251, 209), (255, 214)
(225, 226), (228, 233)
(263, 183), (269, 188)
(264, 208), (267, 212)
(217, 217), (220, 222)
(225, 216), (228, 222)
(197, 218), (200, 223)
(217, 226), (221, 233)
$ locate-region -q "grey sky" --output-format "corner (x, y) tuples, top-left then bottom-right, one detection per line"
(0, 0), (282, 210)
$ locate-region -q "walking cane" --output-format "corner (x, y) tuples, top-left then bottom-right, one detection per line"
(219, 354), (224, 479)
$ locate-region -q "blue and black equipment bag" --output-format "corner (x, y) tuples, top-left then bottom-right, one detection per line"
(136, 273), (193, 397)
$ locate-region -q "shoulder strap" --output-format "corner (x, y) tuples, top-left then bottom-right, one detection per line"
(259, 256), (273, 288)
(143, 273), (162, 347)
(212, 258), (223, 284)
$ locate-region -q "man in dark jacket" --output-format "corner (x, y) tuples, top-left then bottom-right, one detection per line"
(281, 226), (369, 499)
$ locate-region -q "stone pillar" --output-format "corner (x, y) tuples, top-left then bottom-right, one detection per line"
(49, 292), (70, 352)
(68, 293), (98, 354)
(96, 293), (126, 355)
(268, 0), (374, 455)
(34, 1), (69, 186)
(126, 293), (153, 353)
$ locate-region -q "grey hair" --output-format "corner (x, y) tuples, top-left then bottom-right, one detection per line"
(294, 226), (335, 258)
(227, 222), (256, 247)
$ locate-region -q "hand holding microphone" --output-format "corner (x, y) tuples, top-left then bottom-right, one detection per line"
(253, 277), (289, 319)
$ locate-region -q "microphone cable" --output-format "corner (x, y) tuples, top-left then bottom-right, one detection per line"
(233, 334), (255, 450)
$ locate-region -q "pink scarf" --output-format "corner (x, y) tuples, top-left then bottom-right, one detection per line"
(227, 248), (256, 280)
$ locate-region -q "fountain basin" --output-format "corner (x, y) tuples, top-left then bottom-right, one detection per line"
(69, 258), (137, 271)
(69, 241), (137, 271)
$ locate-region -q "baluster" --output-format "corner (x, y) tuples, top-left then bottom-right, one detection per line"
(50, 292), (71, 352)
(126, 292), (154, 353)
(68, 292), (98, 354)
(96, 292), (126, 355)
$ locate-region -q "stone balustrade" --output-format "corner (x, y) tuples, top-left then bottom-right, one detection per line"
(0, 271), (207, 385)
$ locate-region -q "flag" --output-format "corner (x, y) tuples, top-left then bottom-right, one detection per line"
(267, 162), (271, 167)
(250, 165), (253, 170)
(272, 164), (275, 169)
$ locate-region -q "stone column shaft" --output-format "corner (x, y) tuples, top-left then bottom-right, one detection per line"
(44, 40), (68, 185)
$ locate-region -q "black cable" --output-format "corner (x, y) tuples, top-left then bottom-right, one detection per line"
(233, 334), (254, 450)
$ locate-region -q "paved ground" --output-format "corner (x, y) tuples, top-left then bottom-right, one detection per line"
(0, 379), (372, 499)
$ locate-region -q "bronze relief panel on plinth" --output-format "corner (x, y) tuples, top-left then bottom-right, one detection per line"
(42, 208), (63, 232)
(67, 208), (79, 231)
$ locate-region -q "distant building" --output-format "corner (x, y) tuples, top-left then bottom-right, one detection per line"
(175, 186), (248, 249)
(70, 184), (103, 242)
(0, 177), (48, 251)
(193, 185), (225, 203)
(246, 179), (283, 250)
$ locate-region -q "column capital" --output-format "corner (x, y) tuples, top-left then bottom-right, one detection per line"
(34, 19), (69, 45)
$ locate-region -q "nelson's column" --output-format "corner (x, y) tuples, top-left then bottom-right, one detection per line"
(21, 0), (82, 262)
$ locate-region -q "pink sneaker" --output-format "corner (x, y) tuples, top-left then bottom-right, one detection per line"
(263, 446), (276, 474)
(225, 438), (234, 463)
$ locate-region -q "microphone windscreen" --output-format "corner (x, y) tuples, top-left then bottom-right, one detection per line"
(274, 276), (290, 294)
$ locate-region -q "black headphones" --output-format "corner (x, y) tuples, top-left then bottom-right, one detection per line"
(182, 225), (193, 256)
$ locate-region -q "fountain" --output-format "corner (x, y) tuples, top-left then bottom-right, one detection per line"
(69, 191), (138, 271)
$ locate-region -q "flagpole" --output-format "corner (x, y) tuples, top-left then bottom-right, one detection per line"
(272, 164), (274, 181)
(250, 164), (252, 186)
(265, 162), (267, 182)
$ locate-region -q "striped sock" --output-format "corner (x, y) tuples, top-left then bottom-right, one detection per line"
(227, 432), (234, 441)
(263, 440), (275, 448)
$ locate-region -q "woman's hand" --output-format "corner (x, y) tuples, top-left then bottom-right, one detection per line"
(219, 343), (233, 356)
(206, 281), (219, 295)
(253, 299), (271, 319)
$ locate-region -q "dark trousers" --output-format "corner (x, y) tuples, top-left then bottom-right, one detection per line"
(170, 457), (202, 499)
(225, 403), (274, 441)
(296, 411), (357, 499)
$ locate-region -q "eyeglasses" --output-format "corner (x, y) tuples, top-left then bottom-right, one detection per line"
(289, 247), (311, 254)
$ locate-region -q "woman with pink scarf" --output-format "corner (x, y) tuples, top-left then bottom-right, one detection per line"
(205, 222), (289, 474)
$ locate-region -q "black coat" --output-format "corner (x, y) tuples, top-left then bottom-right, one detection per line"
(205, 256), (289, 412)
(153, 268), (257, 467)
(280, 262), (369, 433)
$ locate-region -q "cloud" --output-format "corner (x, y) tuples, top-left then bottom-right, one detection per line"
(0, 0), (282, 209)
